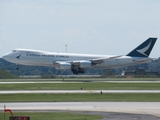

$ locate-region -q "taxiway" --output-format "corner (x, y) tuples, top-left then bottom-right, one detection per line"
(0, 102), (160, 118)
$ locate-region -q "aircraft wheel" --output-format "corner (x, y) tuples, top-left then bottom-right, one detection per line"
(16, 65), (19, 70)
(72, 68), (78, 75)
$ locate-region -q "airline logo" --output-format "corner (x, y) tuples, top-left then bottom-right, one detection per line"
(136, 41), (151, 57)
(16, 54), (21, 59)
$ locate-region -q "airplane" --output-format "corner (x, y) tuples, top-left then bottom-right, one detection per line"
(2, 38), (157, 74)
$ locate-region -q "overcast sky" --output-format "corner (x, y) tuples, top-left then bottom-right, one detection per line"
(0, 0), (160, 57)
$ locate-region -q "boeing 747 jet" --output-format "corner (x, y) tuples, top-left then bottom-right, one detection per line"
(2, 38), (157, 74)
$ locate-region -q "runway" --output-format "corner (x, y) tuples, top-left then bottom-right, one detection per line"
(1, 90), (160, 94)
(0, 102), (160, 118)
(1, 81), (160, 84)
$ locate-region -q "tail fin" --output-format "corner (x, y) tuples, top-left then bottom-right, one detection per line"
(127, 38), (157, 57)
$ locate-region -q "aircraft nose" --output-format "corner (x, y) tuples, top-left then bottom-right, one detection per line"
(2, 52), (12, 61)
(2, 54), (9, 61)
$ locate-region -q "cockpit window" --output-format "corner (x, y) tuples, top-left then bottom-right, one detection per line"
(12, 50), (16, 52)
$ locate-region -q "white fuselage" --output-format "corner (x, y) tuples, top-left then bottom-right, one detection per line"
(2, 49), (152, 69)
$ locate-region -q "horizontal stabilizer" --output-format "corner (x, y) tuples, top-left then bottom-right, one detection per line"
(132, 58), (154, 63)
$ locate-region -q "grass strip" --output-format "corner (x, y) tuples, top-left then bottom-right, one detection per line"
(0, 93), (160, 102)
(1, 83), (160, 90)
(0, 112), (102, 120)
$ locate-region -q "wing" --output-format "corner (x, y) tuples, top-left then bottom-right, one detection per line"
(70, 55), (123, 67)
(91, 55), (123, 65)
(54, 55), (123, 69)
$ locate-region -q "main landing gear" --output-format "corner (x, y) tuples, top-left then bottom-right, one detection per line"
(71, 67), (84, 74)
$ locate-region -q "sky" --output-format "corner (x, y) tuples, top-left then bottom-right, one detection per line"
(0, 0), (160, 58)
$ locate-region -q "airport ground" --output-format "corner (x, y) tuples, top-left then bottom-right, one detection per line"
(0, 78), (160, 120)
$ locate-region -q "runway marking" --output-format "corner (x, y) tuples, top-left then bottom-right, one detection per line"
(1, 81), (160, 84)
(0, 90), (160, 94)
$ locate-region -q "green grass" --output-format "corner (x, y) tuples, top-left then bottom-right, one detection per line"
(0, 112), (102, 120)
(0, 69), (18, 79)
(1, 78), (160, 102)
(0, 82), (160, 90)
(0, 93), (160, 102)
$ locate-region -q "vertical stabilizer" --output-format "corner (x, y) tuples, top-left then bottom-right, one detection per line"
(127, 38), (157, 57)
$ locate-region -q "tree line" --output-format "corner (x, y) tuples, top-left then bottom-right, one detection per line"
(0, 58), (160, 77)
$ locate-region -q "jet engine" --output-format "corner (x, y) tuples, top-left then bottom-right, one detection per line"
(79, 60), (91, 68)
(54, 62), (71, 69)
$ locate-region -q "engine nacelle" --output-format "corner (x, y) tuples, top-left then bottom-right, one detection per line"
(54, 62), (71, 69)
(79, 60), (91, 68)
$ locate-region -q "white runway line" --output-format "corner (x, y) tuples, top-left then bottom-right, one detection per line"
(0, 90), (160, 94)
(1, 81), (160, 84)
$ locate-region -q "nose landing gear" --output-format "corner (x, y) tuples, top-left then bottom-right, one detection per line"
(16, 65), (19, 70)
